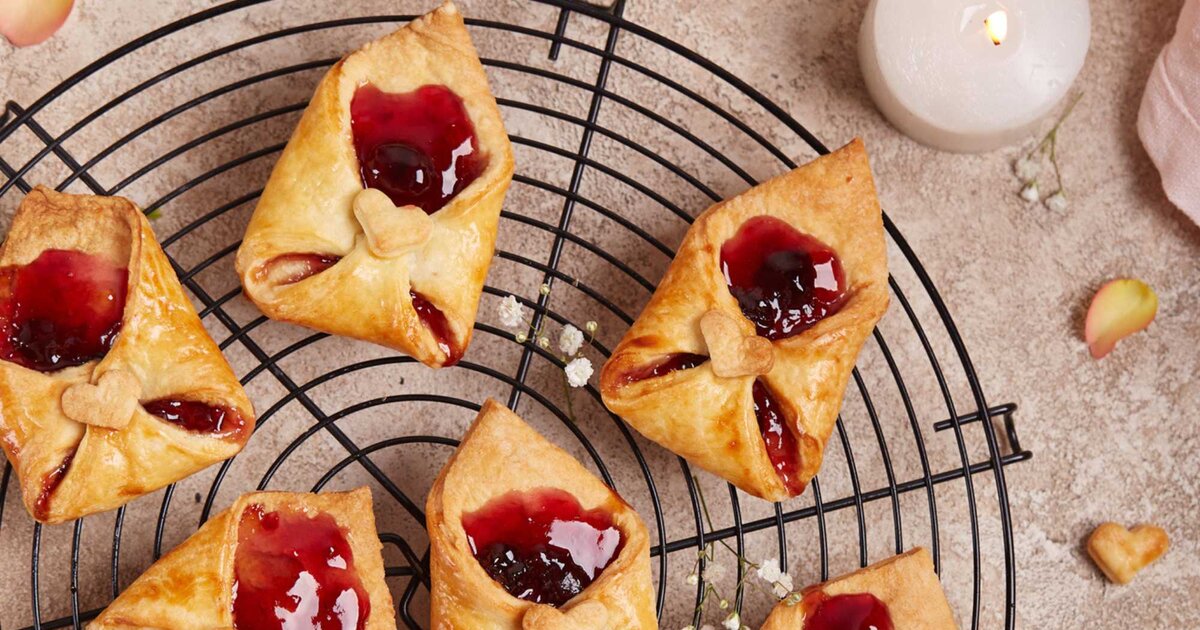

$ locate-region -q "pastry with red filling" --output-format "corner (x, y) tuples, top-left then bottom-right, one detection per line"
(91, 488), (395, 629)
(599, 140), (889, 501)
(236, 1), (514, 368)
(761, 548), (957, 630)
(426, 399), (656, 628)
(0, 187), (255, 524)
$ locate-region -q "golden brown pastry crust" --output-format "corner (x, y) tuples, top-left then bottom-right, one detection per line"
(1086, 522), (1169, 584)
(235, 1), (514, 368)
(761, 548), (957, 629)
(599, 140), (888, 502)
(0, 187), (255, 524)
(89, 488), (395, 629)
(426, 399), (657, 629)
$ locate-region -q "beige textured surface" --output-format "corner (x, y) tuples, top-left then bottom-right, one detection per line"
(0, 1), (1196, 628)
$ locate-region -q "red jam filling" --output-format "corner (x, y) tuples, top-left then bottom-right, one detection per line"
(34, 452), (74, 520)
(350, 84), (487, 214)
(802, 591), (894, 630)
(462, 488), (623, 607)
(259, 253), (340, 286)
(232, 504), (369, 630)
(0, 249), (127, 372)
(623, 353), (709, 383)
(410, 290), (460, 365)
(142, 399), (247, 439)
(720, 216), (846, 340)
(754, 380), (804, 496)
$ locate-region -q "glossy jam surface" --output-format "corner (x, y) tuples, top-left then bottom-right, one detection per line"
(0, 250), (127, 372)
(463, 488), (623, 607)
(351, 84), (486, 214)
(232, 504), (369, 630)
(34, 452), (74, 520)
(753, 380), (803, 496)
(261, 253), (340, 286)
(142, 399), (247, 439)
(720, 216), (846, 340)
(802, 591), (894, 630)
(623, 353), (709, 383)
(410, 290), (460, 365)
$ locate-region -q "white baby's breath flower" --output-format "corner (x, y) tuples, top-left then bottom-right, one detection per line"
(539, 283), (551, 296)
(1019, 182), (1040, 202)
(684, 572), (699, 586)
(585, 320), (598, 333)
(1045, 191), (1068, 213)
(559, 324), (584, 356)
(772, 572), (794, 598)
(498, 296), (524, 328)
(756, 558), (783, 583)
(1014, 155), (1040, 181)
(565, 357), (593, 388)
(722, 612), (740, 630)
(537, 336), (551, 349)
(515, 332), (528, 343)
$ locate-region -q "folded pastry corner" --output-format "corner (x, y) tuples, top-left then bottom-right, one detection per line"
(761, 548), (957, 630)
(426, 399), (656, 629)
(0, 186), (255, 524)
(236, 0), (514, 368)
(600, 140), (888, 502)
(91, 487), (395, 629)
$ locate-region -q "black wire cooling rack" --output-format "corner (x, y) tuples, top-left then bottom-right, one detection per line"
(0, 1), (1033, 628)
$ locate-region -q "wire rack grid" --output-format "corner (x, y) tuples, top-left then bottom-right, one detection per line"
(0, 1), (1032, 628)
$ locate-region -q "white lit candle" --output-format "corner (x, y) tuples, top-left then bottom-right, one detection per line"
(859, 0), (1090, 153)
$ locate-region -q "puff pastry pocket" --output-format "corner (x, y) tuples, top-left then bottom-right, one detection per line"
(426, 400), (657, 629)
(90, 487), (396, 629)
(599, 140), (888, 502)
(761, 548), (957, 630)
(0, 187), (255, 524)
(235, 1), (515, 368)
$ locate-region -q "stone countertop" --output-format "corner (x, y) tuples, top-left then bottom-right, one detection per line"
(0, 1), (1196, 628)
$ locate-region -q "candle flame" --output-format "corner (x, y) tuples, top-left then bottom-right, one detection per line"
(985, 10), (1008, 45)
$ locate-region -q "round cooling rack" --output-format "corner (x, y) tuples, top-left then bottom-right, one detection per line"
(0, 1), (1033, 628)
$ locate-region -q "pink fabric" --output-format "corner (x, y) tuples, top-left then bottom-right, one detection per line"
(1139, 0), (1200, 225)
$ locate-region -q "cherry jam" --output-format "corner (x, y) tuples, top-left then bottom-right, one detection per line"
(802, 591), (894, 630)
(232, 504), (369, 630)
(0, 249), (127, 372)
(623, 353), (709, 383)
(34, 452), (74, 520)
(753, 380), (804, 496)
(260, 253), (340, 286)
(462, 488), (623, 607)
(351, 84), (486, 214)
(720, 216), (846, 340)
(142, 399), (247, 439)
(410, 290), (460, 365)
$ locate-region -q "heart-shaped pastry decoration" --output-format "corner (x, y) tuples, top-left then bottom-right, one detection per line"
(61, 369), (142, 430)
(1086, 522), (1169, 584)
(700, 309), (774, 378)
(522, 600), (610, 630)
(353, 187), (434, 258)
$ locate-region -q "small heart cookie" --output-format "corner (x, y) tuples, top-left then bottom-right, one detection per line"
(353, 188), (434, 258)
(1086, 522), (1169, 584)
(61, 369), (142, 430)
(700, 309), (774, 378)
(522, 600), (609, 629)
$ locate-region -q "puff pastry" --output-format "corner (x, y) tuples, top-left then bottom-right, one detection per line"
(761, 548), (957, 630)
(600, 140), (888, 502)
(90, 487), (395, 629)
(426, 399), (656, 629)
(236, 1), (514, 368)
(0, 187), (255, 524)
